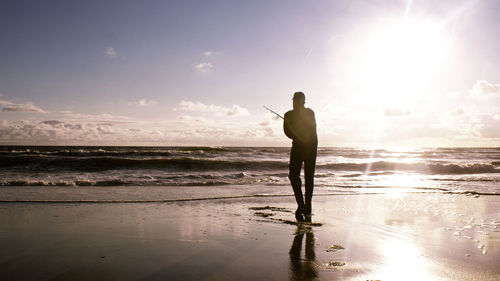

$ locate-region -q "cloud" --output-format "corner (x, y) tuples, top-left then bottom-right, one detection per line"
(106, 47), (118, 58)
(470, 80), (500, 97)
(194, 62), (213, 72)
(1, 95), (46, 113)
(0, 111), (143, 145)
(202, 51), (213, 57)
(0, 100), (12, 106)
(478, 114), (500, 138)
(176, 100), (249, 117)
(58, 111), (131, 123)
(259, 120), (270, 126)
(226, 105), (250, 116)
(1, 100), (46, 113)
(40, 120), (63, 126)
(0, 114), (282, 146)
(177, 114), (211, 123)
(449, 108), (465, 116)
(0, 119), (122, 144)
(383, 108), (411, 117)
(128, 99), (158, 106)
(177, 100), (217, 112)
(3, 104), (498, 146)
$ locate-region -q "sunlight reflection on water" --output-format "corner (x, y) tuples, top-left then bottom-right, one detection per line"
(376, 237), (436, 281)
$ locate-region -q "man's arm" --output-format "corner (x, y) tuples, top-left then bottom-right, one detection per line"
(283, 112), (295, 140)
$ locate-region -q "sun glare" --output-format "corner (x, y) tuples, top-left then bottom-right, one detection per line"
(350, 19), (449, 107)
(377, 237), (435, 280)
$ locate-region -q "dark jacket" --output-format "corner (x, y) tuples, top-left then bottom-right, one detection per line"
(284, 108), (318, 148)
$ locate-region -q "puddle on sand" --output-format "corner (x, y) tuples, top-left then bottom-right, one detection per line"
(268, 217), (323, 227)
(326, 261), (346, 268)
(249, 206), (292, 213)
(250, 206), (323, 227)
(326, 244), (345, 252)
(254, 212), (274, 218)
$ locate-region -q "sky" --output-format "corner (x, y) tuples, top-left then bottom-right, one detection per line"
(0, 0), (499, 147)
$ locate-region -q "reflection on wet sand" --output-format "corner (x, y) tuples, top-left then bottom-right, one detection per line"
(289, 225), (318, 281)
(376, 236), (435, 280)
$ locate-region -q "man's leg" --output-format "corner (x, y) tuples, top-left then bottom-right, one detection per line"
(289, 147), (305, 215)
(304, 149), (317, 215)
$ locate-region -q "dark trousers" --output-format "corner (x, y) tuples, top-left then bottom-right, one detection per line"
(288, 144), (317, 214)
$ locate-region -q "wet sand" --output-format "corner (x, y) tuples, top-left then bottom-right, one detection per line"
(0, 192), (499, 281)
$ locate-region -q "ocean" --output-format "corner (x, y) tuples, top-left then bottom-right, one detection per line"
(0, 146), (499, 197)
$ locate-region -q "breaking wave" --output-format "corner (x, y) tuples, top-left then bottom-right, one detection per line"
(1, 154), (499, 175)
(1, 146), (498, 194)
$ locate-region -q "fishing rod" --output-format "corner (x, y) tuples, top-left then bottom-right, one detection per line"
(263, 106), (284, 119)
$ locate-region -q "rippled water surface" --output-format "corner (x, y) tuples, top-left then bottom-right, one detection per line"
(1, 146), (499, 195)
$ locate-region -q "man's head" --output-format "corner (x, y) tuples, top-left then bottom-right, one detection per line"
(292, 91), (305, 109)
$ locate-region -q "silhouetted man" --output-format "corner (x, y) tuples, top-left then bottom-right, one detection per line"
(284, 92), (318, 220)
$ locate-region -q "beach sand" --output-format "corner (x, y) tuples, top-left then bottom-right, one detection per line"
(0, 192), (499, 281)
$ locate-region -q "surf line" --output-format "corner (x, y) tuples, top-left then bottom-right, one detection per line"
(0, 194), (297, 204)
(0, 191), (471, 204)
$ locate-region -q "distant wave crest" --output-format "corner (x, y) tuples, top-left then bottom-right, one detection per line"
(1, 154), (499, 175)
(321, 161), (500, 175)
(0, 155), (287, 172)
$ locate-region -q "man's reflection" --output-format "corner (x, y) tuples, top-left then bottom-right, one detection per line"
(289, 225), (318, 280)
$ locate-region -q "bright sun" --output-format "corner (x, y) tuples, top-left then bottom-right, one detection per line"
(346, 18), (450, 107)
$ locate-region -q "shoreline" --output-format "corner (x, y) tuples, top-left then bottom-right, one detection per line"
(1, 185), (498, 204)
(0, 193), (499, 280)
